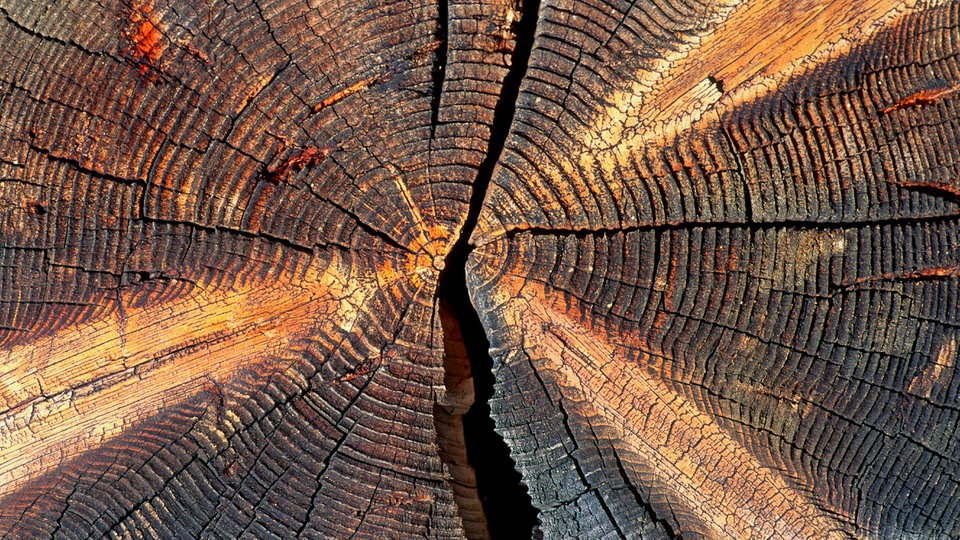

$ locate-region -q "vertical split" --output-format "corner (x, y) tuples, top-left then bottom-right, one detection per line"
(434, 0), (543, 537)
(429, 0), (448, 140)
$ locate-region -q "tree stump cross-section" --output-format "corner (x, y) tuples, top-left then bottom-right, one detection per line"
(0, 0), (958, 538)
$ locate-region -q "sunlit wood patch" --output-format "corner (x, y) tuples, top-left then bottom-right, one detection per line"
(0, 251), (373, 497)
(500, 280), (850, 538)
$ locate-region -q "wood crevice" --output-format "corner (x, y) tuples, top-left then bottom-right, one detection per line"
(487, 212), (960, 243)
(436, 0), (544, 537)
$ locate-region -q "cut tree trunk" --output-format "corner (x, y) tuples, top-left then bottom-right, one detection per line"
(0, 0), (958, 538)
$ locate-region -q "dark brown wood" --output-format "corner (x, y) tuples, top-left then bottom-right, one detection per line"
(0, 0), (958, 538)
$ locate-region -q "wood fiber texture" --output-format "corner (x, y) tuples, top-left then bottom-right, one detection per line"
(0, 0), (957, 538)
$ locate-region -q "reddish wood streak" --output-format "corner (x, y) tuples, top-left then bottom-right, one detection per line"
(312, 77), (379, 113)
(897, 179), (960, 199)
(882, 84), (960, 114)
(899, 266), (960, 280)
(119, 1), (165, 77)
(132, 20), (163, 68)
(263, 145), (335, 184)
(844, 265), (960, 289)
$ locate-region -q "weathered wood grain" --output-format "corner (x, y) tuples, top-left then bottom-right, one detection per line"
(469, 0), (960, 537)
(0, 0), (516, 536)
(0, 0), (958, 538)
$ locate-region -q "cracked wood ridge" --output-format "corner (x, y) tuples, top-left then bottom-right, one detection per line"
(0, 0), (957, 538)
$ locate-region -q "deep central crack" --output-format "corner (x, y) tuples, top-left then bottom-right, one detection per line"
(434, 0), (543, 537)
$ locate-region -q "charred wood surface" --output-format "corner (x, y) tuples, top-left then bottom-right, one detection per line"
(0, 0), (958, 538)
